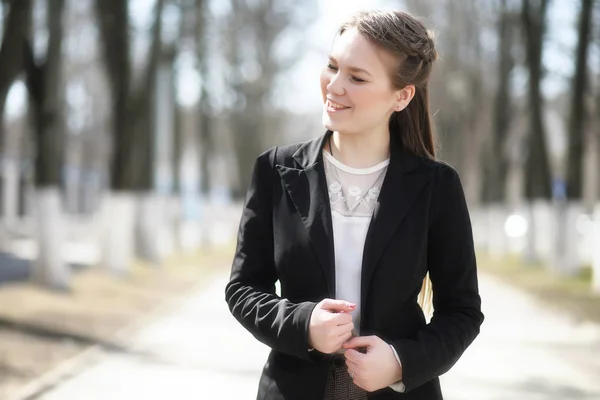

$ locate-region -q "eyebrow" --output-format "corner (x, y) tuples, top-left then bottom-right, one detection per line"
(328, 55), (372, 77)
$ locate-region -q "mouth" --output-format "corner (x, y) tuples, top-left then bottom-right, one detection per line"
(326, 99), (351, 113)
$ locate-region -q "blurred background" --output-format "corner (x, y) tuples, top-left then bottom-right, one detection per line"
(0, 0), (599, 399)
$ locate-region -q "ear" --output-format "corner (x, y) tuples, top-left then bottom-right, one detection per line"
(393, 85), (416, 112)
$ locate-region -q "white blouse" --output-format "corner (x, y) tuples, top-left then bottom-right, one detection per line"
(323, 150), (405, 393)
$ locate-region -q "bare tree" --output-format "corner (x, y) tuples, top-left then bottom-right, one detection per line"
(23, 0), (68, 289)
(406, 0), (496, 206)
(597, 2), (600, 204)
(94, 0), (167, 272)
(95, 0), (165, 192)
(520, 0), (553, 266)
(521, 0), (552, 201)
(482, 0), (516, 204)
(225, 0), (314, 198)
(566, 0), (594, 202)
(459, 0), (489, 205)
(0, 0), (32, 135)
(0, 0), (33, 225)
(193, 0), (213, 197)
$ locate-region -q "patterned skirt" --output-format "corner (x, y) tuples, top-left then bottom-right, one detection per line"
(323, 355), (368, 400)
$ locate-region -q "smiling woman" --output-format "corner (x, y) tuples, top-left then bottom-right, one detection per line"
(226, 9), (484, 400)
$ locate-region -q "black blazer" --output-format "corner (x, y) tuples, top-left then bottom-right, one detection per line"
(225, 131), (484, 400)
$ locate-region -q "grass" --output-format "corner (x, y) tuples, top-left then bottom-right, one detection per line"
(477, 251), (600, 324)
(0, 243), (235, 399)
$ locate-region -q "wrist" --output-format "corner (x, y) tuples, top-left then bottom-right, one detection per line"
(388, 344), (403, 381)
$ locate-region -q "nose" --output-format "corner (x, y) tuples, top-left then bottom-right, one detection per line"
(326, 72), (345, 96)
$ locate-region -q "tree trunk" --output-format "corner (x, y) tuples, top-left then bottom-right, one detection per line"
(522, 0), (552, 201)
(593, 204), (600, 293)
(137, 0), (165, 192)
(136, 59), (174, 265)
(462, 1), (485, 206)
(195, 0), (213, 197)
(135, 0), (168, 265)
(232, 111), (262, 198)
(597, 50), (600, 208)
(95, 0), (166, 270)
(172, 93), (182, 196)
(199, 99), (213, 197)
(0, 0), (33, 228)
(24, 0), (68, 290)
(484, 0), (514, 204)
(95, 0), (133, 190)
(99, 192), (136, 275)
(0, 0), (33, 117)
(521, 0), (552, 265)
(566, 0), (593, 201)
(32, 188), (68, 289)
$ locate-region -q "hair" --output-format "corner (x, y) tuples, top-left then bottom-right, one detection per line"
(338, 10), (438, 317)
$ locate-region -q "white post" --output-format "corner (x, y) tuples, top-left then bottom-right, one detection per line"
(523, 202), (538, 264)
(101, 192), (136, 276)
(489, 204), (507, 261)
(2, 158), (19, 226)
(592, 204), (600, 293)
(32, 187), (69, 289)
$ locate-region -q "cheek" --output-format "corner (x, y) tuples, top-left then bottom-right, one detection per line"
(356, 88), (394, 110)
(319, 72), (329, 98)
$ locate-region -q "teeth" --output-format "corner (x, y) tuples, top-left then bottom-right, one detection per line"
(328, 100), (347, 109)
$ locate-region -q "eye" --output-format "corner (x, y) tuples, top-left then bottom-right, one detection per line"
(327, 63), (338, 71)
(351, 76), (366, 83)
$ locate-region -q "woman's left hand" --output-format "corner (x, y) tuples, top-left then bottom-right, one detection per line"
(343, 336), (402, 392)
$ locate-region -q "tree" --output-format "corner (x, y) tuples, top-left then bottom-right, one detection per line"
(521, 0), (552, 201)
(94, 0), (167, 272)
(566, 0), (594, 202)
(23, 0), (68, 289)
(0, 0), (33, 225)
(482, 0), (516, 204)
(195, 0), (213, 197)
(0, 0), (32, 137)
(225, 0), (315, 198)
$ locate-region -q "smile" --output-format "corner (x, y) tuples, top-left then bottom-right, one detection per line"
(326, 99), (350, 112)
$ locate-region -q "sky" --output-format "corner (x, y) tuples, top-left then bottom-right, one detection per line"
(4, 0), (580, 119)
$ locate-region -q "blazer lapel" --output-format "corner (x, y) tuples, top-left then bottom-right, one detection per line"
(360, 148), (429, 310)
(276, 132), (336, 296)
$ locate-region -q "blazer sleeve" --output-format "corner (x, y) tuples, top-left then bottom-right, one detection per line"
(225, 148), (317, 361)
(391, 164), (484, 392)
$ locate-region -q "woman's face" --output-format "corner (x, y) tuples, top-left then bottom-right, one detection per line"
(320, 28), (407, 137)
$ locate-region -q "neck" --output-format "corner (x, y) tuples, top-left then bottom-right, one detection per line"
(328, 130), (390, 169)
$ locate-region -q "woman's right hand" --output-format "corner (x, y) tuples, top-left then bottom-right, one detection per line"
(308, 299), (356, 354)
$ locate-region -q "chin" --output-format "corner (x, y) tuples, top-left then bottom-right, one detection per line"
(321, 115), (339, 131)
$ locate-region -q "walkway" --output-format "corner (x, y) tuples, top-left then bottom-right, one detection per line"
(16, 271), (600, 400)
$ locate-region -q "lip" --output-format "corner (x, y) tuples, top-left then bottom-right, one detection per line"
(325, 99), (351, 113)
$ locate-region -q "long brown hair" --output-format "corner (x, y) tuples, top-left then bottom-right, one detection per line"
(338, 10), (438, 317)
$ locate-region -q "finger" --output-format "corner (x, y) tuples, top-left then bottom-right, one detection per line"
(336, 330), (353, 346)
(330, 312), (353, 325)
(345, 358), (358, 368)
(348, 369), (356, 380)
(343, 335), (376, 349)
(334, 325), (353, 338)
(332, 321), (354, 336)
(344, 348), (366, 363)
(321, 299), (356, 313)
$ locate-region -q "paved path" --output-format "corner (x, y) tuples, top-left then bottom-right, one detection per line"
(21, 271), (600, 400)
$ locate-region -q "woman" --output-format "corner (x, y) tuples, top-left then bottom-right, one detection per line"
(225, 9), (484, 400)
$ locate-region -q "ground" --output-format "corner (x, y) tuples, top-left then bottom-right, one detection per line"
(0, 246), (231, 399)
(477, 252), (600, 324)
